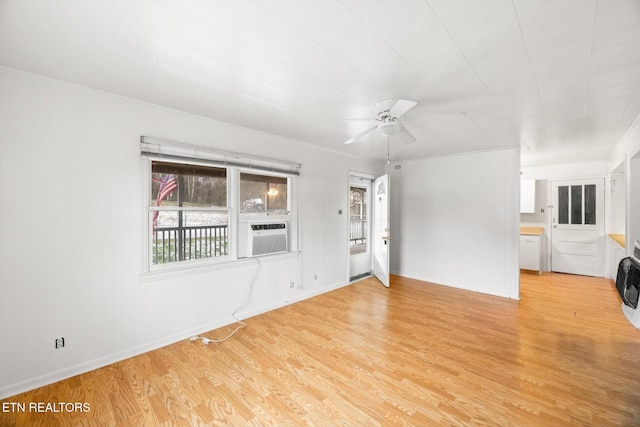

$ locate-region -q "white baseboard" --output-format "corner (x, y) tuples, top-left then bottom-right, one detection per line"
(392, 271), (520, 300)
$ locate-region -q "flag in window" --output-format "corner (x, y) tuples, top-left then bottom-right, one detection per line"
(153, 174), (177, 229)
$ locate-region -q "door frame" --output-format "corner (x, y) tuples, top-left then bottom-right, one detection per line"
(347, 172), (375, 282)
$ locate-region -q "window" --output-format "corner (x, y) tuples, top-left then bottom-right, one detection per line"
(151, 161), (228, 265)
(240, 172), (288, 214)
(558, 185), (569, 224)
(557, 184), (597, 225)
(584, 184), (596, 225)
(142, 136), (300, 271)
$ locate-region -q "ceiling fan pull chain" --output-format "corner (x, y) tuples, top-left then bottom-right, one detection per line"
(387, 136), (390, 165)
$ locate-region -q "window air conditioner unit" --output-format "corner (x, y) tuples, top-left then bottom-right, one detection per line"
(246, 223), (288, 257)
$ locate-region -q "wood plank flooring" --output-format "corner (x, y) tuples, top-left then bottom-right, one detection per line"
(2, 273), (640, 426)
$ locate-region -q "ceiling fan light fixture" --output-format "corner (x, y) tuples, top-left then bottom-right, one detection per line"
(378, 121), (400, 136)
(343, 98), (418, 144)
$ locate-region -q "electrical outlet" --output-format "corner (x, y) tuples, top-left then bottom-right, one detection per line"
(314, 274), (319, 280)
(290, 282), (295, 288)
(55, 338), (65, 349)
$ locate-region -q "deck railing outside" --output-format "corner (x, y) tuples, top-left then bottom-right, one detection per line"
(153, 224), (228, 264)
(154, 221), (363, 263)
(350, 218), (367, 246)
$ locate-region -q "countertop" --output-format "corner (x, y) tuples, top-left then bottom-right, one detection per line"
(520, 226), (544, 236)
(609, 233), (625, 248)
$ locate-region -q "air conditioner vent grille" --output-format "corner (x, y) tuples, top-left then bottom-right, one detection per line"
(251, 223), (286, 231)
(247, 223), (288, 256)
(252, 234), (287, 256)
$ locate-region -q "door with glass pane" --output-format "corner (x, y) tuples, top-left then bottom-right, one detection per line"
(551, 179), (604, 276)
(373, 174), (390, 287)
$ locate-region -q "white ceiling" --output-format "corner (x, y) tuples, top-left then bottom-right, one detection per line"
(1, 0), (639, 166)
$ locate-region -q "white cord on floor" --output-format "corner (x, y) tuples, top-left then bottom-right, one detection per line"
(189, 257), (260, 345)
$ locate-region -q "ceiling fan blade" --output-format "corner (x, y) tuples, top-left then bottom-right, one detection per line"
(397, 124), (416, 144)
(344, 125), (378, 144)
(389, 99), (417, 118)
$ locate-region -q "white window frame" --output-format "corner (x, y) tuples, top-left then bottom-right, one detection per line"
(147, 160), (231, 272)
(140, 137), (300, 275)
(237, 168), (297, 259)
(238, 168), (293, 218)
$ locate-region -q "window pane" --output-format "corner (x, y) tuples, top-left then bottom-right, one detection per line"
(571, 185), (582, 224)
(558, 186), (569, 224)
(152, 211), (229, 264)
(584, 184), (596, 225)
(154, 210), (178, 229)
(151, 161), (227, 208)
(350, 187), (367, 254)
(240, 173), (288, 213)
(350, 187), (367, 219)
(150, 161), (229, 266)
(151, 173), (178, 207)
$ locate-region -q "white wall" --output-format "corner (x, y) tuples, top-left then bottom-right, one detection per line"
(629, 155), (640, 255)
(609, 115), (640, 173)
(521, 161), (609, 181)
(388, 148), (521, 299)
(0, 68), (382, 398)
(610, 172), (626, 234)
(610, 115), (640, 256)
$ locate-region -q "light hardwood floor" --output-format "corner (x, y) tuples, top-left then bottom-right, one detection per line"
(2, 273), (639, 426)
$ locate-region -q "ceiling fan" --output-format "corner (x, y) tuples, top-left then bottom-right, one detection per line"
(344, 98), (418, 145)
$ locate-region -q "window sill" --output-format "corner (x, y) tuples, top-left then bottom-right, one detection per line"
(138, 251), (300, 283)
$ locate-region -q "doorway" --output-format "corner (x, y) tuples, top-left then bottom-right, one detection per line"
(348, 172), (391, 287)
(550, 178), (605, 277)
(349, 176), (372, 281)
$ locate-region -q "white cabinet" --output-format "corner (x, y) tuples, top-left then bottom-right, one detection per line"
(520, 179), (536, 213)
(520, 234), (541, 274)
(609, 236), (626, 280)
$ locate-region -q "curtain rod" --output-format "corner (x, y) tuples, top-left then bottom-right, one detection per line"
(140, 135), (301, 175)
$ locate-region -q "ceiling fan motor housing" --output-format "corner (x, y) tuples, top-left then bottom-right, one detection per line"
(378, 120), (401, 136)
(344, 98), (417, 144)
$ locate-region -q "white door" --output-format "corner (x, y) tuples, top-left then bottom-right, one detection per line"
(373, 174), (391, 287)
(551, 179), (605, 277)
